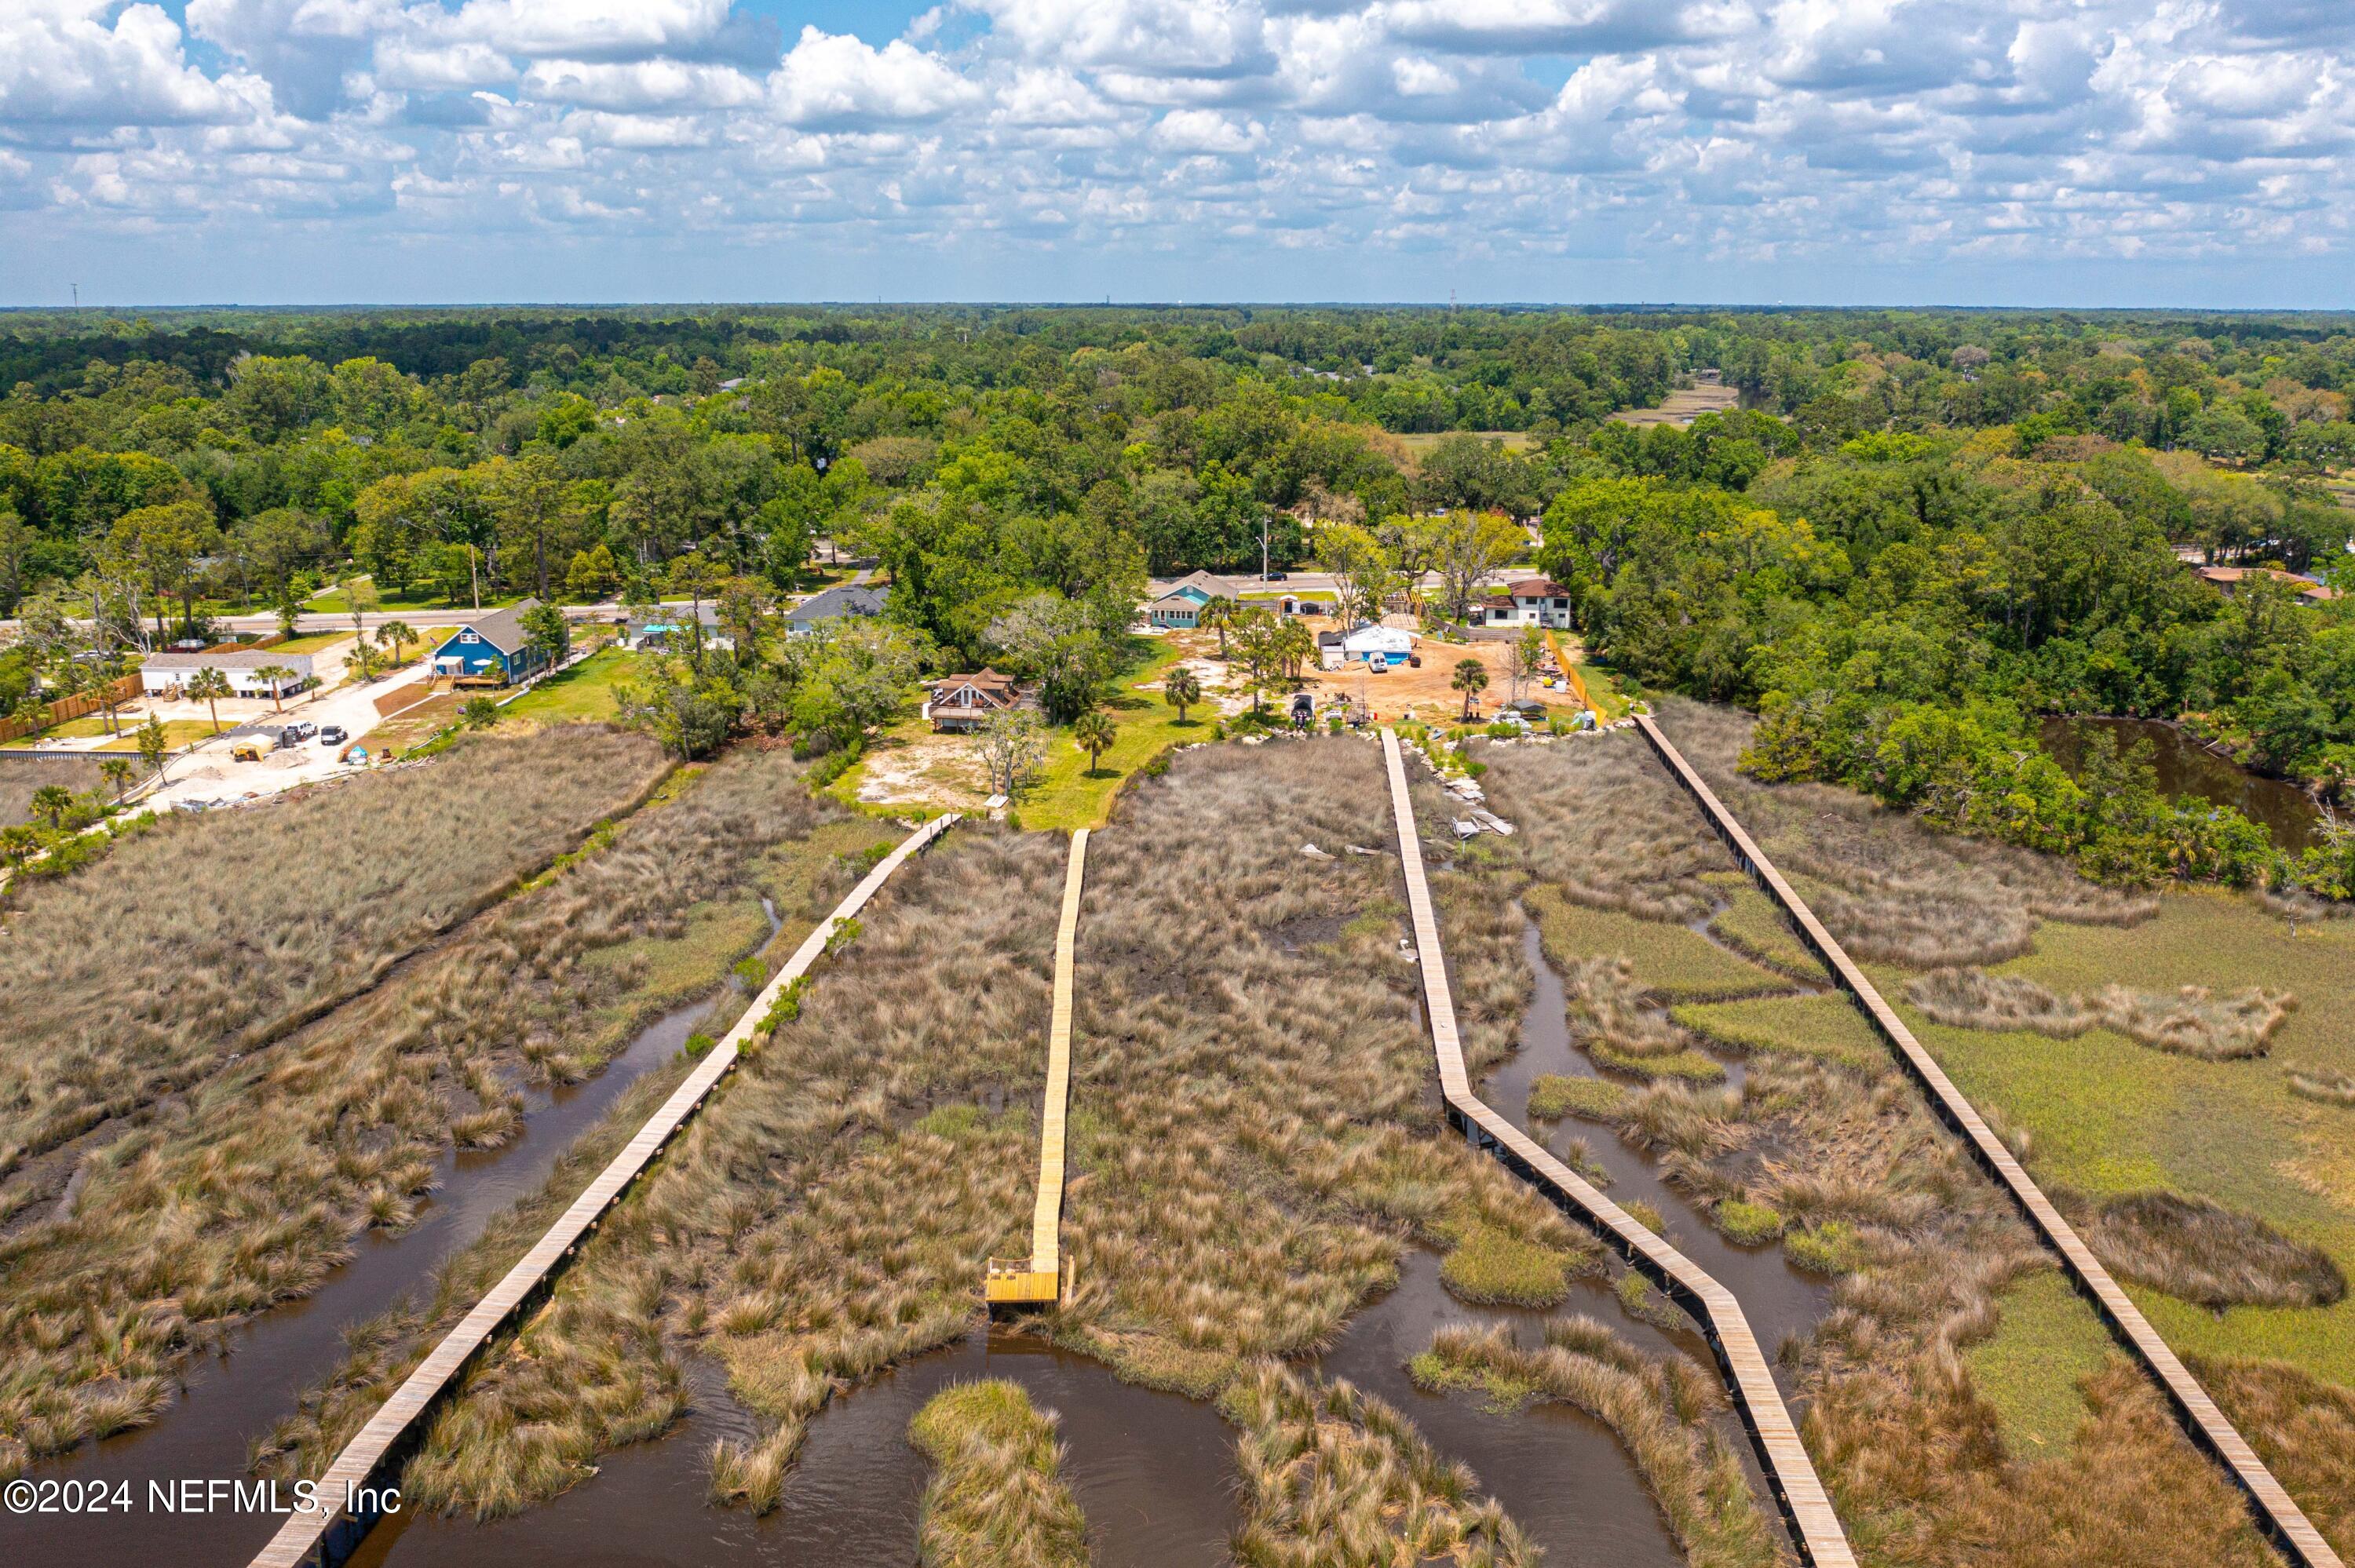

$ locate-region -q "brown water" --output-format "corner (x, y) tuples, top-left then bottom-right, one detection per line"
(0, 999), (711, 1568)
(345, 1242), (1688, 1568)
(2042, 715), (2324, 853)
(1492, 919), (1833, 1373)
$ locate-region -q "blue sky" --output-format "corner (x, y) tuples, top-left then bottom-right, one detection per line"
(3, 2), (2352, 309)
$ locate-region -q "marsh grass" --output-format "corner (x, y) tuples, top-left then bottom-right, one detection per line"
(2, 741), (851, 1475)
(1525, 885), (1787, 1001)
(2286, 1069), (2355, 1107)
(1905, 968), (2293, 1059)
(1455, 717), (2287, 1566)
(1413, 1320), (1781, 1568)
(1528, 1074), (1629, 1123)
(2078, 1192), (2344, 1310)
(276, 739), (1601, 1518)
(1221, 1359), (1537, 1568)
(0, 725), (668, 1180)
(906, 1380), (1090, 1568)
(1653, 697), (2158, 968)
(1705, 880), (1832, 983)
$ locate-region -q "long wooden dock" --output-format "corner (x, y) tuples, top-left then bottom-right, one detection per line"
(1633, 711), (2343, 1568)
(1379, 730), (1857, 1568)
(250, 812), (960, 1568)
(986, 827), (1088, 1307)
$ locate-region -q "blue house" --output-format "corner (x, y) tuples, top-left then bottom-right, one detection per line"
(1145, 571), (1243, 629)
(430, 599), (550, 687)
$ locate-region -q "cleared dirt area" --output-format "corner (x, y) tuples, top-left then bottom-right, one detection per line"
(1298, 622), (1588, 724)
(1610, 381), (1742, 428)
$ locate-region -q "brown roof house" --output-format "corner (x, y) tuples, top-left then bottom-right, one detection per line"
(924, 668), (1024, 732)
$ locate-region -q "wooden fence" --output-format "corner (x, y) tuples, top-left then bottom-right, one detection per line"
(0, 674), (143, 745)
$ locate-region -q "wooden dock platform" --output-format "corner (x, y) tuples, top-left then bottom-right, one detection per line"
(1633, 710), (2342, 1568)
(250, 813), (960, 1568)
(1379, 730), (1857, 1568)
(986, 827), (1088, 1307)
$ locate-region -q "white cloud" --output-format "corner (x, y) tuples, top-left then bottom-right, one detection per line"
(2, 0), (2352, 291)
(767, 27), (977, 128)
(2, 1), (258, 126)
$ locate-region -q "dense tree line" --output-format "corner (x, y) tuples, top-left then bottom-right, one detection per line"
(2, 304), (2352, 892)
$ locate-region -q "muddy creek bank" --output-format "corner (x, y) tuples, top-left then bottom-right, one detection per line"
(0, 1001), (708, 1568)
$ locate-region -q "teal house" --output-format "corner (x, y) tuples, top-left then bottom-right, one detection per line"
(1145, 570), (1243, 629)
(429, 600), (549, 686)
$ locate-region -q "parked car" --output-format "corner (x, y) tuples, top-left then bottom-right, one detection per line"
(1261, 571), (1288, 581)
(319, 726), (349, 746)
(285, 720), (318, 742)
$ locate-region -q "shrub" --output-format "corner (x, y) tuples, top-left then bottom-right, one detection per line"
(906, 1380), (1088, 1568)
(682, 1032), (717, 1059)
(1715, 1199), (1785, 1245)
(2285, 1068), (2355, 1107)
(2080, 1192), (2344, 1309)
(1527, 1074), (1629, 1122)
(1782, 1220), (1862, 1276)
(1440, 1223), (1575, 1307)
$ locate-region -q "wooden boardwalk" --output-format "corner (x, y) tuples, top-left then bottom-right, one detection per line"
(1379, 731), (1857, 1568)
(987, 828), (1088, 1306)
(250, 813), (960, 1568)
(1633, 711), (2343, 1568)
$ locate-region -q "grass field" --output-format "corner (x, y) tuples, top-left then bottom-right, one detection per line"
(498, 648), (639, 727)
(265, 629), (354, 657)
(1894, 890), (2355, 1387)
(310, 581), (524, 615)
(1008, 636), (1203, 830)
(1524, 884), (1786, 1001)
(5, 717), (216, 753)
(1966, 1270), (2117, 1456)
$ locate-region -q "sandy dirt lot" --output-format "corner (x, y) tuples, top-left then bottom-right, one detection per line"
(1610, 381), (1741, 428)
(1295, 618), (1587, 724)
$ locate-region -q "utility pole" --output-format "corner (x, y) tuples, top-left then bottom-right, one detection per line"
(72, 283), (79, 308)
(1261, 512), (1270, 582)
(469, 543), (480, 611)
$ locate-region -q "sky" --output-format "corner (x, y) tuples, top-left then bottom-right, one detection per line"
(1, 1), (2351, 309)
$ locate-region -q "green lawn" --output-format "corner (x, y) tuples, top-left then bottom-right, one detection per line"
(1008, 638), (1206, 832)
(1673, 992), (1888, 1070)
(265, 629), (356, 657)
(5, 717), (217, 752)
(311, 580), (525, 615)
(495, 649), (638, 726)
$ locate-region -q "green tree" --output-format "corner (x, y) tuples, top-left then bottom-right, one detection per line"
(186, 666), (232, 733)
(1072, 707), (1116, 775)
(1198, 595), (1240, 656)
(520, 603), (571, 673)
(1315, 522), (1402, 626)
(376, 620), (417, 665)
(1164, 664), (1203, 724)
(29, 784), (73, 830)
(1452, 657), (1490, 720)
(250, 663), (297, 713)
(136, 713), (171, 780)
(564, 543), (622, 601)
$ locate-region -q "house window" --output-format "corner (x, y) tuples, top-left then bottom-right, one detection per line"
(460, 631), (479, 644)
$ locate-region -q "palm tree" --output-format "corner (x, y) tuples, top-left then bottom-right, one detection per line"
(1199, 596), (1239, 656)
(99, 757), (134, 801)
(250, 663), (297, 713)
(377, 620), (416, 665)
(29, 785), (72, 830)
(1072, 708), (1116, 775)
(187, 666), (232, 734)
(1452, 658), (1489, 720)
(1164, 665), (1202, 724)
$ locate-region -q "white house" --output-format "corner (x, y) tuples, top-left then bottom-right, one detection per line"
(1469, 577), (1574, 630)
(1339, 623), (1416, 667)
(140, 649), (315, 698)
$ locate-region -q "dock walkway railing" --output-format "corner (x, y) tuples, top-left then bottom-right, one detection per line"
(1633, 710), (2342, 1568)
(250, 812), (959, 1568)
(1379, 729), (1857, 1568)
